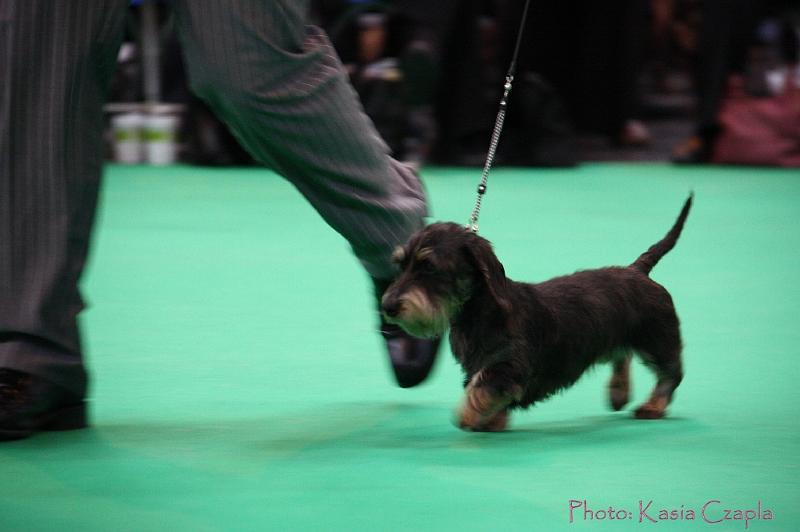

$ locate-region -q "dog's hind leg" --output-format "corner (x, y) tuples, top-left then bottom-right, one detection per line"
(633, 341), (683, 419)
(608, 355), (632, 411)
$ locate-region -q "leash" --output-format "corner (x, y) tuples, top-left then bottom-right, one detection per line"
(467, 0), (532, 233)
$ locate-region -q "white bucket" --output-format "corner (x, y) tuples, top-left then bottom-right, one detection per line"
(143, 114), (180, 165)
(111, 113), (144, 163)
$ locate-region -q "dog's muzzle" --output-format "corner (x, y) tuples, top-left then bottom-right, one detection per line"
(381, 287), (448, 339)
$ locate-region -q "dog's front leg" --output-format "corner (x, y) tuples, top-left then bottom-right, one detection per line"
(457, 364), (524, 432)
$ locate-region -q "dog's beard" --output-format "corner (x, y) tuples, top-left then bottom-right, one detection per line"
(384, 286), (456, 338)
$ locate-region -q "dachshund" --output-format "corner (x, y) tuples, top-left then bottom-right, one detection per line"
(381, 195), (692, 431)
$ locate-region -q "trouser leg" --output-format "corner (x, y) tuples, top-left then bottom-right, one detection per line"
(695, 0), (759, 134)
(0, 1), (127, 395)
(172, 0), (428, 280)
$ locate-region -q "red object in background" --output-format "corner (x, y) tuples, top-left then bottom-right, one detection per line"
(713, 73), (800, 167)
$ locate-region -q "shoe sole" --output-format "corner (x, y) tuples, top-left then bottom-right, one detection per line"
(0, 401), (88, 441)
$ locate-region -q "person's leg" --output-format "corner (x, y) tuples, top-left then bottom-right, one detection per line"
(0, 1), (126, 403)
(695, 0), (757, 135)
(674, 0), (759, 162)
(171, 0), (439, 385)
(173, 0), (426, 281)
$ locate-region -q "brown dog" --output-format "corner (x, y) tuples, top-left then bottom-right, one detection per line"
(381, 195), (692, 431)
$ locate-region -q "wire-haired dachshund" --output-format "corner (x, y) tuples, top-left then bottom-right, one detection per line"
(381, 195), (692, 431)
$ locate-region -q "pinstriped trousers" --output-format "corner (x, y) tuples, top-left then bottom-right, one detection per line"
(0, 0), (429, 396)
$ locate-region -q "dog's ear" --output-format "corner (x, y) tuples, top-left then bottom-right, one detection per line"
(463, 236), (512, 315)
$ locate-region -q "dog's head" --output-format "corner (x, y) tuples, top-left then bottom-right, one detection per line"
(380, 222), (512, 338)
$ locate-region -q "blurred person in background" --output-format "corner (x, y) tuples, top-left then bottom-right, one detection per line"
(494, 0), (653, 150)
(672, 0), (799, 163)
(312, 0), (489, 167)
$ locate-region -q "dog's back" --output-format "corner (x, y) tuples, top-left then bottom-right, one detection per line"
(517, 196), (693, 406)
(528, 268), (677, 399)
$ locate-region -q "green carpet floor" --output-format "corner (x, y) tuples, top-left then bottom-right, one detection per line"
(1, 163), (798, 531)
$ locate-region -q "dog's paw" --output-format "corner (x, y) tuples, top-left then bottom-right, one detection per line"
(456, 385), (503, 431)
(608, 373), (630, 411)
(455, 403), (509, 432)
(480, 410), (509, 432)
(609, 386), (630, 411)
(455, 404), (483, 431)
(634, 398), (667, 419)
(456, 409), (508, 432)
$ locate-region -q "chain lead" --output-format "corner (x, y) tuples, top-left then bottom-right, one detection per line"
(467, 0), (531, 233)
(467, 75), (513, 232)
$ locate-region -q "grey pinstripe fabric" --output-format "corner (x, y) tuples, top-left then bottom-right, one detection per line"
(173, 1), (427, 278)
(0, 1), (128, 395)
(0, 0), (428, 395)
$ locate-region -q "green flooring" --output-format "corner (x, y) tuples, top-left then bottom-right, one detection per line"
(1, 163), (798, 531)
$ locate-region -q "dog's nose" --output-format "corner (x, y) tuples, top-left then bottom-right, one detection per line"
(381, 296), (402, 318)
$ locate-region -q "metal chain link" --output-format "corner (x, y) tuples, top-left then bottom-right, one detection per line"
(467, 76), (512, 232)
(466, 0), (532, 233)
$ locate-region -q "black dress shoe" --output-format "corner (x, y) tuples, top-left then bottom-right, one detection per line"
(0, 368), (87, 441)
(374, 278), (442, 387)
(379, 318), (441, 388)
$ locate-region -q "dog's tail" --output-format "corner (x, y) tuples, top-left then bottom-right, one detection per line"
(630, 193), (693, 276)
